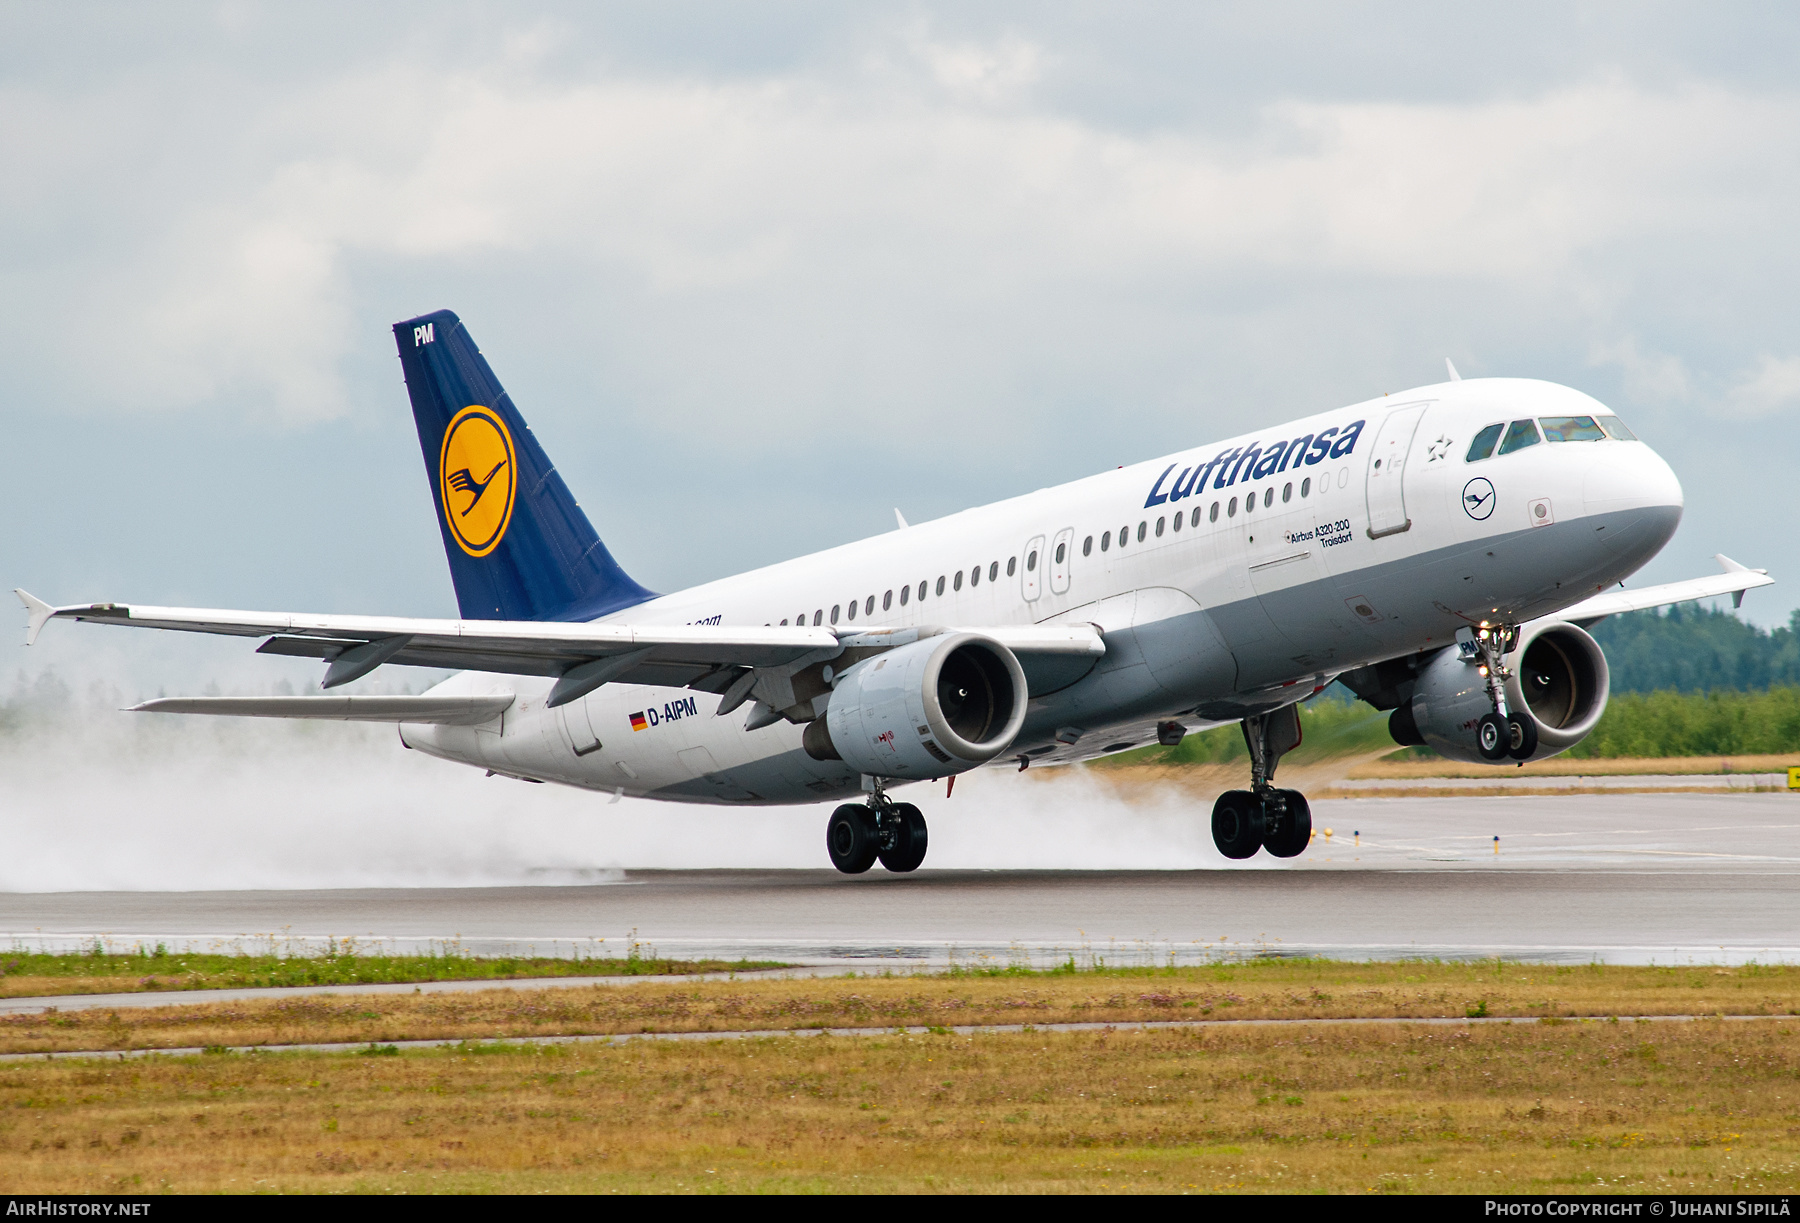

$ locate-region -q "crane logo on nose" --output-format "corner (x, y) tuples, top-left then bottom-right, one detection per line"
(1461, 477), (1496, 521)
(439, 405), (517, 557)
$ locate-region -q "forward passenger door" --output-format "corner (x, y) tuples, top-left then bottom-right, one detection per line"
(1364, 402), (1431, 538)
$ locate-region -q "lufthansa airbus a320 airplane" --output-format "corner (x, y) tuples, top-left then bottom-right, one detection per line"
(18, 311), (1774, 872)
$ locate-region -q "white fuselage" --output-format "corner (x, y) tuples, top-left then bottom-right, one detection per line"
(401, 377), (1683, 805)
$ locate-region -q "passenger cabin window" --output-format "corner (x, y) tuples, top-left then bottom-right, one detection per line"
(899, 585), (910, 606)
(1055, 541), (1067, 562)
(969, 565), (980, 587)
(1227, 496), (1238, 517)
(1026, 551), (1038, 571)
(1006, 557), (1016, 576)
(935, 575), (946, 596)
(1083, 535), (1093, 554)
(865, 594), (875, 616)
(1282, 482), (1292, 503)
(953, 570), (963, 591)
(1540, 415), (1607, 443)
(1209, 501), (1219, 522)
(989, 561), (999, 581)
(1244, 492), (1255, 514)
(918, 580), (928, 601)
(780, 618), (788, 626)
(1171, 513), (1182, 532)
(1136, 521), (1147, 542)
(1497, 418), (1541, 455)
(1263, 488), (1273, 508)
(883, 590), (892, 610)
(1154, 517), (1164, 537)
(1596, 414), (1637, 441)
(846, 599), (856, 620)
(1100, 530), (1111, 551)
(831, 604), (841, 624)
(1300, 477), (1311, 497)
(1190, 506), (1201, 527)
(1118, 523), (1129, 547)
(813, 610), (823, 626)
(1466, 423), (1503, 462)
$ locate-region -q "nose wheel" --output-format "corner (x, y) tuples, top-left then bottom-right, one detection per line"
(1468, 623), (1537, 761)
(826, 785), (929, 875)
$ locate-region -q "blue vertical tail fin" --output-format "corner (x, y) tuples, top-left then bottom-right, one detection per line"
(394, 309), (655, 622)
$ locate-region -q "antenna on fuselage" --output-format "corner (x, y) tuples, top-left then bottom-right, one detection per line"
(1446, 358), (1463, 382)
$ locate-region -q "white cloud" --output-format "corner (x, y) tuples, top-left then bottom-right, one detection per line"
(8, 30), (1800, 433)
(1725, 353), (1800, 419)
(1589, 336), (1693, 405)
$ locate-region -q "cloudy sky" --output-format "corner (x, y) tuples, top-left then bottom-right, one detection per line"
(8, 1), (1799, 694)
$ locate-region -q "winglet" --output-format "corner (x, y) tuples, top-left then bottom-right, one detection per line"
(1446, 358), (1462, 382)
(1715, 553), (1766, 575)
(894, 508), (909, 530)
(1716, 554), (1769, 608)
(14, 589), (54, 646)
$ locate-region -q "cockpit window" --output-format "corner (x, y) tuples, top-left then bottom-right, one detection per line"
(1496, 418), (1541, 456)
(1595, 414), (1637, 441)
(1466, 423), (1503, 462)
(1539, 415), (1607, 443)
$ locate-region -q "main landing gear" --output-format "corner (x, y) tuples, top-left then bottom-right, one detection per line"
(1211, 704), (1314, 860)
(1467, 622), (1537, 762)
(826, 782), (928, 874)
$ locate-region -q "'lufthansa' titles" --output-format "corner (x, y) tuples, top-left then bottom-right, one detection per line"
(1144, 419), (1366, 509)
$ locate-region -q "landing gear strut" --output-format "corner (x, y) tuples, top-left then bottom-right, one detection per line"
(826, 779), (929, 874)
(1467, 622), (1537, 762)
(1212, 705), (1313, 860)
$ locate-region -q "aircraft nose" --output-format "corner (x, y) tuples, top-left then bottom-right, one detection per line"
(1583, 441), (1683, 562)
(1582, 443), (1683, 516)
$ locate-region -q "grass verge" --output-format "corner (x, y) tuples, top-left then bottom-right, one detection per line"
(5, 961), (1797, 1056)
(0, 947), (789, 1000)
(2, 1018), (1796, 1193)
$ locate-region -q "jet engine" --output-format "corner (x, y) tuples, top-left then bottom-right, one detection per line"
(802, 632), (1028, 779)
(1390, 619), (1610, 765)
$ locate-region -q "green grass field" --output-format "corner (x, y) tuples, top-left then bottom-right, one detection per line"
(2, 961), (1796, 1195)
(1098, 685), (1800, 769)
(0, 945), (788, 998)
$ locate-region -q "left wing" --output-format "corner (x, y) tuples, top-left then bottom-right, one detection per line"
(15, 591), (1104, 716)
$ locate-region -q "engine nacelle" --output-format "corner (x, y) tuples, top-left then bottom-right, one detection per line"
(802, 632), (1028, 780)
(1393, 620), (1610, 764)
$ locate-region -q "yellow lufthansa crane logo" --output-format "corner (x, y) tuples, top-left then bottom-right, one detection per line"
(438, 405), (517, 557)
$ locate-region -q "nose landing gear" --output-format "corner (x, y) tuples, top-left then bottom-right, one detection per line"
(1212, 705), (1314, 859)
(1467, 622), (1537, 761)
(826, 779), (929, 874)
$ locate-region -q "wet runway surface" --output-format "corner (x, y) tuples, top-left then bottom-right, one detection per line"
(5, 793), (1798, 965)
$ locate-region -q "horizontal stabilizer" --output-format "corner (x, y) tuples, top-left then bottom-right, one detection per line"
(1554, 554), (1774, 624)
(14, 589), (54, 646)
(130, 695), (515, 725)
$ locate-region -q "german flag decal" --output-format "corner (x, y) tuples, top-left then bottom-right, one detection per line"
(629, 711), (649, 732)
